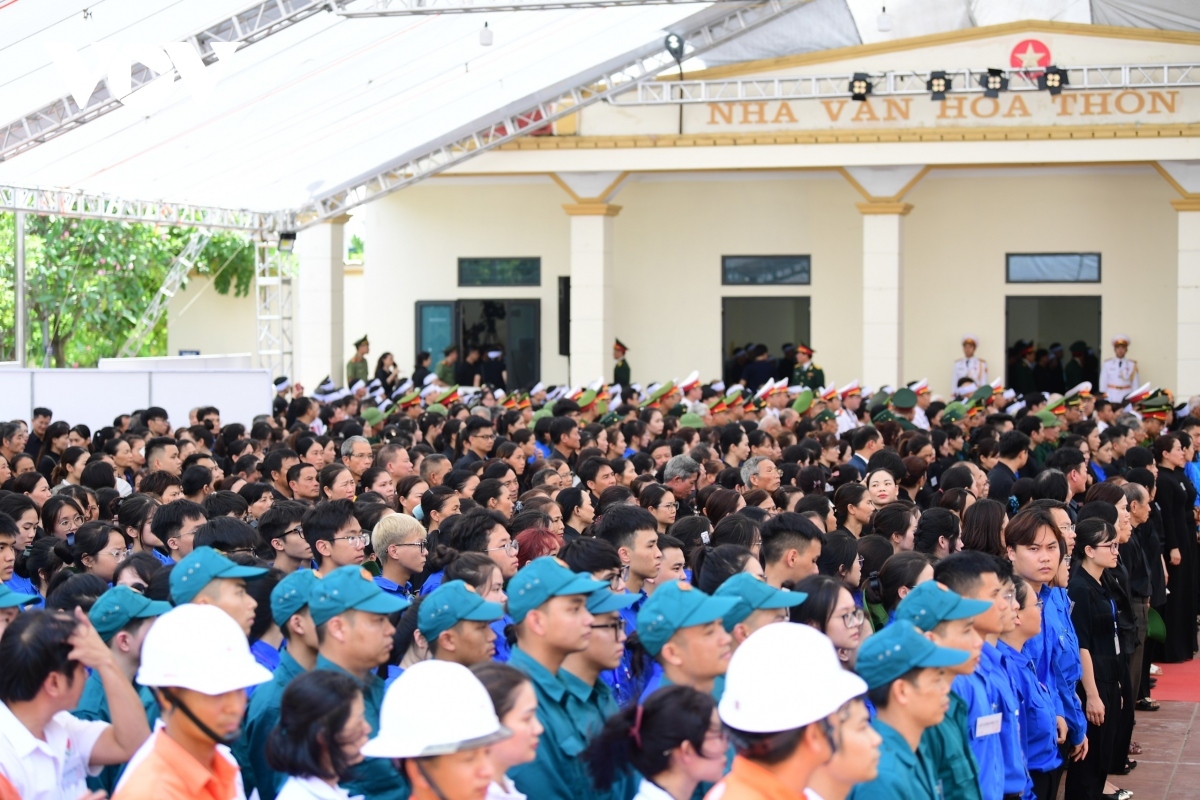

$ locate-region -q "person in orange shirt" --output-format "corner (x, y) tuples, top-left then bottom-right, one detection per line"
(113, 604), (272, 800)
(707, 624), (870, 800)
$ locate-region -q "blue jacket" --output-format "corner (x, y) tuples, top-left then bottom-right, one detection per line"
(1024, 585), (1086, 747)
(952, 646), (1005, 800)
(998, 641), (1063, 775)
(984, 642), (1031, 798)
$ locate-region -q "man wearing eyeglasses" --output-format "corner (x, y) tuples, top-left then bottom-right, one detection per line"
(340, 435), (375, 484)
(302, 500), (368, 577)
(260, 501), (312, 575)
(455, 418), (495, 470)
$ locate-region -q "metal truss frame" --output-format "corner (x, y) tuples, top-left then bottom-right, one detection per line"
(118, 230), (213, 358)
(0, 0), (338, 163)
(255, 242), (295, 379)
(0, 184), (284, 232)
(610, 62), (1200, 105)
(339, 0), (761, 16)
(288, 0), (812, 229)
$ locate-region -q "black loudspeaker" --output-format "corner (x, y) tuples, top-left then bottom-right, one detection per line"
(558, 277), (571, 357)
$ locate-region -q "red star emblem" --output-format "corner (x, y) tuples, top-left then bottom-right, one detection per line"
(1010, 39), (1051, 75)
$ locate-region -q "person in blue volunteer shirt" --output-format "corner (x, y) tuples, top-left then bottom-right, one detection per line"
(635, 581), (739, 702)
(373, 513), (428, 600)
(504, 556), (608, 800)
(988, 565), (1031, 800)
(1000, 576), (1063, 800)
(713, 572), (807, 653)
(1017, 502), (1088, 772)
(895, 578), (991, 800)
(560, 537), (639, 705)
(560, 587), (640, 800)
(932, 551), (1012, 800)
(72, 585), (172, 794)
(169, 545), (267, 636)
(849, 622), (969, 800)
(242, 569), (321, 800)
(309, 564), (411, 800)
(594, 505), (661, 628)
(419, 580), (505, 667)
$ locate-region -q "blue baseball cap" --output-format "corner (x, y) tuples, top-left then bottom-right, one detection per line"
(270, 569), (320, 627)
(418, 580), (505, 640)
(0, 584), (39, 610)
(855, 621), (969, 690)
(895, 580), (992, 632)
(507, 557), (607, 623)
(587, 588), (638, 615)
(170, 546), (268, 605)
(637, 582), (740, 656)
(712, 573), (808, 631)
(89, 586), (172, 643)
(309, 565), (410, 626)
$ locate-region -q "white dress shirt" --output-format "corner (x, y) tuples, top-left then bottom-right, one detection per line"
(0, 702), (107, 800)
(276, 775), (359, 800)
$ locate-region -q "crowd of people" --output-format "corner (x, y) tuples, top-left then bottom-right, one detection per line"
(0, 334), (1195, 800)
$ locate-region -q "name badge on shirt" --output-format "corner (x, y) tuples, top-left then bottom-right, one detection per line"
(975, 713), (1003, 737)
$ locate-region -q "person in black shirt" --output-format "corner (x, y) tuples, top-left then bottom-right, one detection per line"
(1066, 518), (1124, 800)
(987, 430), (1029, 503)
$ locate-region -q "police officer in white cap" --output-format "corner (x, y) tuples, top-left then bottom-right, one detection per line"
(952, 336), (988, 390)
(362, 660), (512, 800)
(1099, 335), (1138, 403)
(710, 623), (872, 799)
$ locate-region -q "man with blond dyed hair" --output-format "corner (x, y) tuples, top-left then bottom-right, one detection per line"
(372, 513), (428, 600)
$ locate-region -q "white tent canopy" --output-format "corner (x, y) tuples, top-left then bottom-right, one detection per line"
(2, 0), (1199, 215)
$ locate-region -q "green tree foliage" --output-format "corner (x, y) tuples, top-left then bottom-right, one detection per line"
(0, 213), (255, 367)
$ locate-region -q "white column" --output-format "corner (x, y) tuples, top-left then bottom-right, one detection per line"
(566, 203), (619, 388)
(295, 216), (347, 388)
(1176, 200), (1200, 395)
(859, 202), (910, 390)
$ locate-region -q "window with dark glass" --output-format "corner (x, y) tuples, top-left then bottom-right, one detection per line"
(722, 255), (811, 285)
(1006, 253), (1100, 283)
(458, 258), (541, 287)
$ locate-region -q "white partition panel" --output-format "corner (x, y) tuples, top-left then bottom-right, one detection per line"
(33, 371), (153, 432)
(98, 354), (255, 371)
(150, 371), (273, 432)
(0, 371), (34, 424)
(0, 370), (272, 432)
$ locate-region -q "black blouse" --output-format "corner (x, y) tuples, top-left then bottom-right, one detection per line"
(1068, 566), (1122, 684)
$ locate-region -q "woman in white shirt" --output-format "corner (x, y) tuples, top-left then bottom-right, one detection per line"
(583, 685), (727, 800)
(267, 670), (372, 800)
(471, 663), (542, 800)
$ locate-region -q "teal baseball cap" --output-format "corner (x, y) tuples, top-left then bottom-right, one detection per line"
(587, 588), (638, 615)
(712, 573), (808, 632)
(418, 580), (505, 641)
(89, 586), (172, 643)
(507, 557), (608, 623)
(309, 565), (410, 626)
(637, 582), (740, 656)
(0, 584), (39, 610)
(271, 569), (320, 627)
(855, 622), (968, 690)
(895, 580), (992, 633)
(170, 546), (268, 605)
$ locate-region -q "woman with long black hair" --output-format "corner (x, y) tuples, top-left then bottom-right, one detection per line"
(1154, 433), (1196, 662)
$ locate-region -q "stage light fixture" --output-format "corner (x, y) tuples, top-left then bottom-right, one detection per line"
(978, 68), (1009, 98)
(926, 71), (951, 101)
(849, 73), (872, 101)
(278, 232), (296, 253)
(1038, 65), (1068, 95)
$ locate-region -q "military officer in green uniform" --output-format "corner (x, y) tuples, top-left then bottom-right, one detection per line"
(346, 335), (370, 387)
(791, 343), (824, 391)
(1010, 340), (1037, 394)
(611, 338), (631, 387)
(1064, 340), (1089, 389)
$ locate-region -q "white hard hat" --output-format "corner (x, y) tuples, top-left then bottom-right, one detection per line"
(719, 622), (866, 733)
(361, 660), (511, 758)
(137, 604), (272, 695)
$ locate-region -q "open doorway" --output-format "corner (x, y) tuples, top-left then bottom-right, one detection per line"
(1005, 295), (1101, 392)
(721, 297), (811, 385)
(416, 300), (541, 391)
